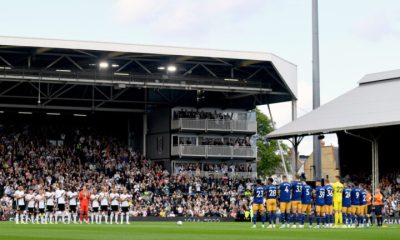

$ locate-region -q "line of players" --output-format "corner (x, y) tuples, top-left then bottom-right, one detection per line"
(251, 175), (384, 228)
(13, 184), (133, 224)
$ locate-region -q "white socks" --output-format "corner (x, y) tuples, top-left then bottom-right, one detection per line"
(92, 213), (99, 224)
(16, 212), (125, 224)
(119, 213), (129, 224)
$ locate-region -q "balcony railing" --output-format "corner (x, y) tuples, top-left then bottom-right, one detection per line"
(172, 145), (257, 158)
(171, 119), (257, 132)
(171, 171), (257, 179)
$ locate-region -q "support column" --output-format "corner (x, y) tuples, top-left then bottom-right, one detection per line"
(312, 0), (322, 180)
(291, 100), (298, 174)
(372, 139), (379, 194)
(291, 100), (298, 120)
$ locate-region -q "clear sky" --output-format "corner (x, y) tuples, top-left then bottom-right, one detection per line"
(1, 0), (399, 154)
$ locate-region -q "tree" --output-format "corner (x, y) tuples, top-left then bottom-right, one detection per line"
(256, 108), (290, 177)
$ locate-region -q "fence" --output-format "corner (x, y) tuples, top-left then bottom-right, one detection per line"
(172, 145), (257, 158)
(171, 119), (256, 132)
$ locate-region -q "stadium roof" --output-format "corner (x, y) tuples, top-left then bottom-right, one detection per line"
(268, 69), (400, 139)
(0, 36), (297, 112)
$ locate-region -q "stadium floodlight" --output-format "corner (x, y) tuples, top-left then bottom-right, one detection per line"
(18, 111), (32, 115)
(167, 65), (177, 72)
(117, 83), (126, 89)
(114, 72), (130, 76)
(99, 61), (109, 69)
(224, 78), (239, 82)
(73, 113), (87, 117)
(56, 69), (71, 72)
(157, 66), (165, 70)
(111, 64), (119, 68)
(46, 112), (61, 116)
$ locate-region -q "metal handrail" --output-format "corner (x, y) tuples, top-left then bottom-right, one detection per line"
(171, 145), (257, 158)
(171, 171), (257, 179)
(171, 118), (256, 132)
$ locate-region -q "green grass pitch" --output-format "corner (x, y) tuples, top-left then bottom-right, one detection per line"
(0, 222), (399, 240)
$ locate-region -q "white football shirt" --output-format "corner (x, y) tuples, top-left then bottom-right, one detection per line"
(110, 193), (120, 206)
(91, 194), (100, 208)
(26, 193), (35, 208)
(68, 191), (78, 205)
(120, 194), (131, 207)
(15, 190), (25, 205)
(36, 194), (46, 209)
(45, 191), (55, 206)
(100, 192), (109, 206)
(55, 189), (66, 204)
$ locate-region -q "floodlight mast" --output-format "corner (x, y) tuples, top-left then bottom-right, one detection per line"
(312, 0), (322, 180)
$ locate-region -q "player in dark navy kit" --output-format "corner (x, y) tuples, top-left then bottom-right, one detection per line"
(300, 181), (313, 228)
(251, 179), (266, 228)
(324, 180), (334, 228)
(290, 176), (303, 228)
(359, 184), (368, 228)
(314, 181), (325, 228)
(265, 178), (277, 228)
(351, 183), (362, 228)
(342, 183), (352, 228)
(278, 176), (291, 228)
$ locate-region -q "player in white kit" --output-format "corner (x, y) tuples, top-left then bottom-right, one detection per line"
(55, 184), (67, 223)
(36, 188), (46, 224)
(120, 188), (132, 224)
(110, 187), (120, 224)
(25, 189), (36, 223)
(99, 186), (110, 224)
(90, 188), (100, 224)
(14, 185), (26, 224)
(67, 187), (78, 224)
(45, 187), (55, 224)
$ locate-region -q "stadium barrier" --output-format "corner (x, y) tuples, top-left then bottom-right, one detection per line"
(171, 119), (256, 133)
(3, 216), (235, 222)
(130, 217), (234, 222)
(172, 145), (257, 158)
(383, 217), (400, 225)
(171, 171), (257, 179)
(4, 215), (399, 224)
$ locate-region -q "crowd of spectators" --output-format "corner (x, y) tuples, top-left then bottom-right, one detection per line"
(380, 174), (400, 218)
(0, 124), (254, 220)
(173, 109), (232, 120)
(1, 123), (400, 221)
